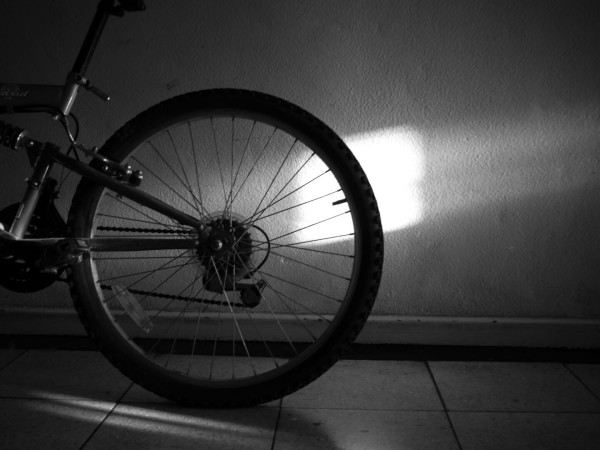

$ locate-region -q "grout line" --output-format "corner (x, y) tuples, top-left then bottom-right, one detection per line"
(264, 405), (449, 412)
(0, 348), (28, 371)
(77, 402), (118, 450)
(78, 381), (135, 450)
(270, 397), (284, 450)
(562, 363), (600, 403)
(425, 361), (464, 450)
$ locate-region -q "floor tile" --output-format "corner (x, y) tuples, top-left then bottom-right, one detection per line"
(122, 383), (280, 407)
(85, 403), (278, 450)
(451, 411), (600, 450)
(0, 349), (132, 401)
(429, 361), (600, 412)
(0, 348), (25, 369)
(0, 397), (113, 450)
(121, 354), (281, 406)
(567, 364), (600, 399)
(275, 408), (459, 450)
(283, 360), (443, 410)
(122, 383), (190, 404)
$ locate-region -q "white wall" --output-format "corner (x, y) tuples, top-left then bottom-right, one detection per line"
(1, 0), (599, 324)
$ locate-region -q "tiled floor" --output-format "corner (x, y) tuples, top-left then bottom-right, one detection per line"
(0, 349), (599, 449)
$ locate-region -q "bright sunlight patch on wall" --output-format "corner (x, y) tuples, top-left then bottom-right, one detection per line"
(348, 127), (424, 232)
(291, 126), (423, 246)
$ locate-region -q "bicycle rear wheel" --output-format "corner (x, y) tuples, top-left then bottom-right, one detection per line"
(68, 89), (383, 406)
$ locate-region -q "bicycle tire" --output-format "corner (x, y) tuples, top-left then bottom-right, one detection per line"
(68, 89), (383, 406)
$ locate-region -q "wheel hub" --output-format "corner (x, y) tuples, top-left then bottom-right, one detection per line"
(206, 228), (238, 256)
(200, 213), (254, 292)
(210, 239), (224, 252)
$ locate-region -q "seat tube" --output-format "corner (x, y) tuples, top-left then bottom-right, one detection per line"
(60, 0), (114, 115)
(72, 0), (114, 75)
(59, 74), (81, 116)
(9, 145), (56, 238)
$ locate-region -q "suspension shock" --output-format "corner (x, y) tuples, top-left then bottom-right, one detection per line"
(0, 120), (27, 151)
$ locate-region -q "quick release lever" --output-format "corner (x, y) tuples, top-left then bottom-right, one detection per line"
(75, 75), (110, 102)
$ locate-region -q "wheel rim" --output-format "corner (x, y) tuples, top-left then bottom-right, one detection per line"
(83, 107), (366, 387)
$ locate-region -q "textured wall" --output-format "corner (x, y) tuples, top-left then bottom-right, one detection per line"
(1, 0), (599, 319)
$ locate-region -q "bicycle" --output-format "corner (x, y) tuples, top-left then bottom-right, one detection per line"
(0, 0), (383, 407)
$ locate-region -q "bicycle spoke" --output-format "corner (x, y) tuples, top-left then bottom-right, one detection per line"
(145, 273), (206, 355)
(270, 210), (351, 242)
(167, 128), (203, 216)
(187, 121), (207, 220)
(256, 272), (335, 323)
(98, 249), (194, 304)
(187, 305), (203, 375)
(209, 256), (257, 376)
(105, 193), (182, 232)
(210, 118), (229, 209)
(228, 126), (277, 209)
(144, 140), (205, 217)
(131, 156), (208, 219)
(268, 250), (351, 280)
(253, 232), (354, 249)
(260, 269), (343, 303)
(97, 258), (195, 283)
(252, 188), (342, 223)
(224, 120), (256, 215)
(69, 90), (381, 407)
(235, 257), (299, 355)
(242, 166), (329, 227)
(227, 117), (235, 218)
(251, 138), (298, 219)
(263, 242), (355, 258)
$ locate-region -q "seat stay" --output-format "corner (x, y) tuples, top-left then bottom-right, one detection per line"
(52, 149), (205, 230)
(6, 140), (204, 244)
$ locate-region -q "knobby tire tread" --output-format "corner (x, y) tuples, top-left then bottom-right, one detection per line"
(67, 89), (383, 407)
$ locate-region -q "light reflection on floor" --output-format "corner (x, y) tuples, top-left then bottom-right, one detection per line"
(2, 349), (598, 449)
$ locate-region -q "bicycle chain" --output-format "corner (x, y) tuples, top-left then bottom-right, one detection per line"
(96, 225), (193, 234)
(67, 225), (245, 307)
(60, 276), (245, 308)
(100, 284), (245, 308)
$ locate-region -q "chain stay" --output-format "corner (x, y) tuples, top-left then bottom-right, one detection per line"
(96, 225), (194, 234)
(100, 284), (245, 308)
(95, 225), (244, 307)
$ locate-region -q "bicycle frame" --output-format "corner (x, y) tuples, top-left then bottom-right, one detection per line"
(0, 0), (204, 252)
(1, 0), (115, 116)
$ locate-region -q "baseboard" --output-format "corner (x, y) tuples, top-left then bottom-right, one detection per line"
(1, 307), (599, 349)
(357, 315), (600, 348)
